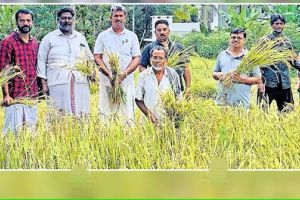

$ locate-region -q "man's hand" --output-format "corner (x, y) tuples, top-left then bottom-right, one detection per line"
(42, 82), (49, 94)
(213, 72), (225, 81)
(118, 71), (127, 84)
(257, 82), (265, 94)
(3, 95), (13, 106)
(231, 72), (244, 83)
(149, 113), (157, 124)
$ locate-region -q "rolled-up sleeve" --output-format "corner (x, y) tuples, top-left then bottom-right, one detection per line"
(94, 33), (104, 55)
(213, 54), (221, 73)
(37, 36), (50, 80)
(135, 75), (144, 101)
(131, 34), (141, 57)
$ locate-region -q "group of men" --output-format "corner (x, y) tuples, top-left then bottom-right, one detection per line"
(1, 6), (300, 135)
(0, 5), (190, 134)
(213, 13), (300, 111)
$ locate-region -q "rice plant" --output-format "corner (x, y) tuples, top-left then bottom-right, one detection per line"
(106, 52), (126, 105)
(167, 45), (194, 69)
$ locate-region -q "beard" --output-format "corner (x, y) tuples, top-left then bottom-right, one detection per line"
(59, 22), (73, 33)
(17, 25), (31, 34)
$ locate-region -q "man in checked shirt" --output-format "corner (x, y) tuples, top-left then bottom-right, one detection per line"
(0, 9), (39, 134)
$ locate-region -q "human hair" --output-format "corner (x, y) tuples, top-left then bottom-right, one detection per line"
(57, 7), (75, 18)
(154, 19), (169, 29)
(150, 46), (168, 59)
(230, 28), (246, 38)
(270, 13), (286, 25)
(15, 9), (34, 22)
(110, 4), (126, 16)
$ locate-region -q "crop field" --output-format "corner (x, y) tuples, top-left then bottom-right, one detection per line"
(0, 56), (300, 169)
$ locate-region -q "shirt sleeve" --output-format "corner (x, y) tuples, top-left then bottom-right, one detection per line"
(131, 33), (141, 57)
(94, 33), (104, 54)
(140, 44), (151, 67)
(213, 53), (221, 72)
(250, 67), (261, 77)
(135, 74), (144, 101)
(37, 35), (50, 79)
(0, 39), (13, 70)
(83, 36), (94, 61)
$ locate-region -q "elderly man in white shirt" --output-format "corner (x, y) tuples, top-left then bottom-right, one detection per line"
(37, 7), (93, 116)
(94, 4), (140, 123)
(135, 46), (182, 124)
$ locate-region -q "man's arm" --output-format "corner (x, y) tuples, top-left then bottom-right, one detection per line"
(37, 36), (51, 94)
(94, 53), (111, 79)
(119, 56), (140, 82)
(231, 72), (262, 85)
(139, 64), (147, 72)
(183, 63), (191, 89)
(135, 99), (157, 124)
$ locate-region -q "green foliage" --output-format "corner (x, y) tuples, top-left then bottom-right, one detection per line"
(173, 5), (198, 23)
(0, 5), (20, 40)
(273, 5), (300, 25)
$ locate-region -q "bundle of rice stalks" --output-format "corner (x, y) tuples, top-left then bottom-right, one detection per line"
(167, 45), (194, 69)
(161, 90), (195, 124)
(106, 52), (126, 105)
(75, 57), (99, 83)
(223, 36), (297, 89)
(0, 65), (23, 86)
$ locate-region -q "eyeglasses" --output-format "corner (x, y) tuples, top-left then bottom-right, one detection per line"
(60, 16), (73, 21)
(151, 56), (165, 61)
(230, 36), (244, 40)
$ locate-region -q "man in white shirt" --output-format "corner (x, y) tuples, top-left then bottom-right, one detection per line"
(94, 4), (140, 123)
(37, 7), (93, 116)
(135, 46), (182, 124)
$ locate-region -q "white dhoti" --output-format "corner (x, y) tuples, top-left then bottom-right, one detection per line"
(99, 84), (135, 123)
(48, 75), (90, 116)
(3, 104), (37, 135)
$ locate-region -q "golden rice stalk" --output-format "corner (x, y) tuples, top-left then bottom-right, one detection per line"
(167, 45), (194, 69)
(75, 56), (99, 82)
(0, 65), (23, 86)
(106, 52), (126, 105)
(223, 36), (297, 89)
(161, 90), (194, 122)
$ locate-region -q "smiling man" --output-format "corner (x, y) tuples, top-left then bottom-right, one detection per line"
(257, 14), (300, 112)
(213, 28), (261, 109)
(94, 4), (140, 124)
(136, 46), (181, 124)
(0, 9), (39, 134)
(37, 7), (93, 116)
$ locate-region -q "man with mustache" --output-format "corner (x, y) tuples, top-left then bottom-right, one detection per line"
(139, 19), (191, 95)
(0, 9), (38, 134)
(94, 4), (140, 123)
(257, 14), (300, 112)
(213, 28), (261, 108)
(37, 7), (93, 116)
(136, 46), (182, 124)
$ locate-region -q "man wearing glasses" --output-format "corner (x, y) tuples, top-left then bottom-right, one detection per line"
(136, 46), (182, 124)
(213, 28), (261, 108)
(257, 14), (300, 112)
(37, 7), (93, 116)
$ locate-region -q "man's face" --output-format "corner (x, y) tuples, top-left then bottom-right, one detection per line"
(150, 49), (167, 71)
(271, 19), (285, 33)
(155, 23), (170, 43)
(58, 12), (74, 34)
(230, 33), (245, 49)
(16, 13), (33, 34)
(110, 10), (126, 30)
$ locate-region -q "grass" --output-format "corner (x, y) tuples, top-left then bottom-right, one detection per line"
(0, 56), (300, 169)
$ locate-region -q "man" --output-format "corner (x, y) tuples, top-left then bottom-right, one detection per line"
(258, 14), (300, 112)
(37, 7), (93, 116)
(213, 28), (261, 108)
(94, 4), (140, 123)
(139, 19), (191, 94)
(136, 46), (182, 124)
(0, 9), (38, 134)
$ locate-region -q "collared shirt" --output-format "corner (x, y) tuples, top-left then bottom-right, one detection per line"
(214, 48), (261, 108)
(136, 67), (182, 120)
(37, 29), (93, 86)
(94, 27), (140, 87)
(261, 32), (300, 89)
(140, 40), (186, 76)
(0, 31), (38, 98)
